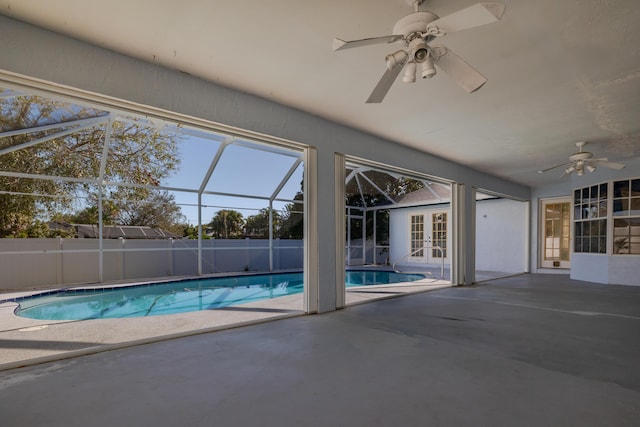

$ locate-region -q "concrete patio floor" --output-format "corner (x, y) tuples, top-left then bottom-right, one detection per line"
(0, 274), (639, 426)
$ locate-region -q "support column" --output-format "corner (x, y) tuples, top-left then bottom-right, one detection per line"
(306, 147), (341, 313)
(451, 183), (476, 285)
(335, 154), (346, 310)
(303, 147), (319, 313)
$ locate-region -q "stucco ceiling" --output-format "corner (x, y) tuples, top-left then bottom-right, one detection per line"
(2, 0), (639, 187)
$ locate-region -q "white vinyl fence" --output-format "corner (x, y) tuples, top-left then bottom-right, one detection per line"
(0, 238), (303, 291)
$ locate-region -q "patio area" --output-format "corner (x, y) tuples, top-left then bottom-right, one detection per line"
(0, 276), (450, 368)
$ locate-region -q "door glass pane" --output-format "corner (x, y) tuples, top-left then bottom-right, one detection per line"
(431, 212), (447, 258)
(544, 201), (570, 261)
(410, 215), (424, 257)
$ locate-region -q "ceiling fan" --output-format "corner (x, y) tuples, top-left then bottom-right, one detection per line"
(537, 141), (626, 177)
(332, 0), (506, 103)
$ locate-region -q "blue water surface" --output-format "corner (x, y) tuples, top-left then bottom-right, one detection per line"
(13, 271), (424, 320)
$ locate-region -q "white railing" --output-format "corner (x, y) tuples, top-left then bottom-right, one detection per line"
(391, 245), (445, 281)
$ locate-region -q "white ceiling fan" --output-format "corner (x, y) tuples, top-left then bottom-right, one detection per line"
(332, 0), (506, 103)
(538, 141), (626, 176)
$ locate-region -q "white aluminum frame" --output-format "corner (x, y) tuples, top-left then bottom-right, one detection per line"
(0, 77), (314, 310)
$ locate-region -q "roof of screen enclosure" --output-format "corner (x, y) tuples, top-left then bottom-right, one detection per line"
(0, 86), (459, 216)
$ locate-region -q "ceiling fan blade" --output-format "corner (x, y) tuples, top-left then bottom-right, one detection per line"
(366, 63), (405, 103)
(427, 3), (506, 36)
(594, 159), (626, 170)
(538, 162), (570, 174)
(431, 45), (487, 93)
(333, 35), (404, 51)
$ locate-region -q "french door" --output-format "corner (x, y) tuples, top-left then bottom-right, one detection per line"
(540, 198), (571, 268)
(409, 212), (448, 263)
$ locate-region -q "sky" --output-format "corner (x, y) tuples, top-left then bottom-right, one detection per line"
(167, 133), (305, 225)
(0, 87), (305, 226)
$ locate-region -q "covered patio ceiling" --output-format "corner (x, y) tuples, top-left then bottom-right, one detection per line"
(1, 0), (638, 188)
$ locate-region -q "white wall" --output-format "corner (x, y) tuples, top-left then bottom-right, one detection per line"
(389, 199), (528, 275)
(0, 15), (530, 309)
(570, 254), (640, 286)
(476, 198), (528, 274)
(389, 208), (410, 265)
(608, 256), (640, 286)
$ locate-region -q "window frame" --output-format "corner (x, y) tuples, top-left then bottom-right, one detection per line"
(573, 183), (608, 254)
(612, 178), (640, 255)
(572, 178), (640, 256)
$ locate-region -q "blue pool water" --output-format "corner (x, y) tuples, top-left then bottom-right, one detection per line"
(12, 271), (424, 320)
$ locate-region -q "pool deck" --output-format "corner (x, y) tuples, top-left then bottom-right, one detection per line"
(0, 277), (451, 369)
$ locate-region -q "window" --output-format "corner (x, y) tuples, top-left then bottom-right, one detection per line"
(410, 214), (424, 257)
(573, 183), (607, 254)
(432, 212), (447, 258)
(613, 178), (640, 254)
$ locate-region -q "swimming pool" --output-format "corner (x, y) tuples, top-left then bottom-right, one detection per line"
(11, 270), (425, 320)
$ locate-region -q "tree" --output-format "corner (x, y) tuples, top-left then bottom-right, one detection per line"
(58, 199), (120, 225)
(207, 210), (244, 239)
(345, 170), (425, 245)
(345, 170), (424, 208)
(55, 191), (186, 235)
(244, 208), (282, 239)
(115, 191), (185, 235)
(0, 94), (181, 237)
(180, 223), (208, 239)
(277, 176), (305, 239)
(279, 201), (304, 239)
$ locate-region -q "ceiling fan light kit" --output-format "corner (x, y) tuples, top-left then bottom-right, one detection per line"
(332, 1), (506, 103)
(421, 56), (436, 79)
(403, 61), (418, 82)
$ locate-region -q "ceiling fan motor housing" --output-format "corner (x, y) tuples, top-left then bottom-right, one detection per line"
(393, 12), (439, 37)
(569, 152), (593, 162)
(393, 12), (438, 63)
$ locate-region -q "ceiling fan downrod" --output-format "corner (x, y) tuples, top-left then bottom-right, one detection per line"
(408, 0), (425, 13)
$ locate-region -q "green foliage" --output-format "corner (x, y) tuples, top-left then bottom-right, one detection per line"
(207, 209), (245, 239)
(279, 179), (304, 239)
(60, 199), (120, 225)
(245, 208), (282, 239)
(0, 95), (181, 237)
(279, 202), (304, 239)
(11, 220), (75, 238)
(56, 191), (186, 235)
(115, 190), (186, 235)
(345, 171), (424, 208)
(180, 224), (209, 239)
(345, 170), (424, 243)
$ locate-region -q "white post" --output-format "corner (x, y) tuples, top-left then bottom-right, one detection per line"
(303, 147), (319, 314)
(197, 192), (202, 276)
(98, 189), (104, 282)
(269, 200), (274, 271)
(334, 154), (346, 309)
